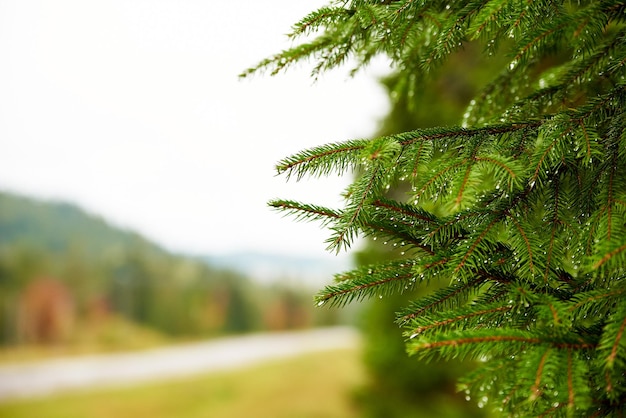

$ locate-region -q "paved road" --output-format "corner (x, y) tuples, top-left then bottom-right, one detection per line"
(0, 326), (359, 401)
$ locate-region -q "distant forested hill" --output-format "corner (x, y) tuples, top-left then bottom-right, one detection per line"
(0, 191), (161, 257)
(0, 191), (333, 346)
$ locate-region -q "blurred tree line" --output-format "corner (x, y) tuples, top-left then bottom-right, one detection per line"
(0, 192), (336, 348)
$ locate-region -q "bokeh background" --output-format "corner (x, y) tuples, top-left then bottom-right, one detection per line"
(0, 1), (496, 417)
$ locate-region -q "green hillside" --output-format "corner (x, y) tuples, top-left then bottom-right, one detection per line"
(0, 192), (161, 257)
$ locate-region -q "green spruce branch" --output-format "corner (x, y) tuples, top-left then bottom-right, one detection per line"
(251, 0), (626, 415)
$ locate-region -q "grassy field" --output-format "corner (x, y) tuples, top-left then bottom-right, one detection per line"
(0, 348), (365, 418)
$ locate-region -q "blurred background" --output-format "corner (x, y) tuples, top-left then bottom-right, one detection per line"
(0, 1), (495, 417)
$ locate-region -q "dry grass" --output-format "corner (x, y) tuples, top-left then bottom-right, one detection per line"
(0, 348), (365, 418)
(0, 316), (170, 364)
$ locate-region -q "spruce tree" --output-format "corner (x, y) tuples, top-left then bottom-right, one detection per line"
(243, 1), (626, 416)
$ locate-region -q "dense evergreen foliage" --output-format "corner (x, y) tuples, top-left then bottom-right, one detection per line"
(353, 56), (493, 418)
(246, 1), (626, 416)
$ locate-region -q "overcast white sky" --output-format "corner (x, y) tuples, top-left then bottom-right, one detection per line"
(0, 0), (390, 260)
